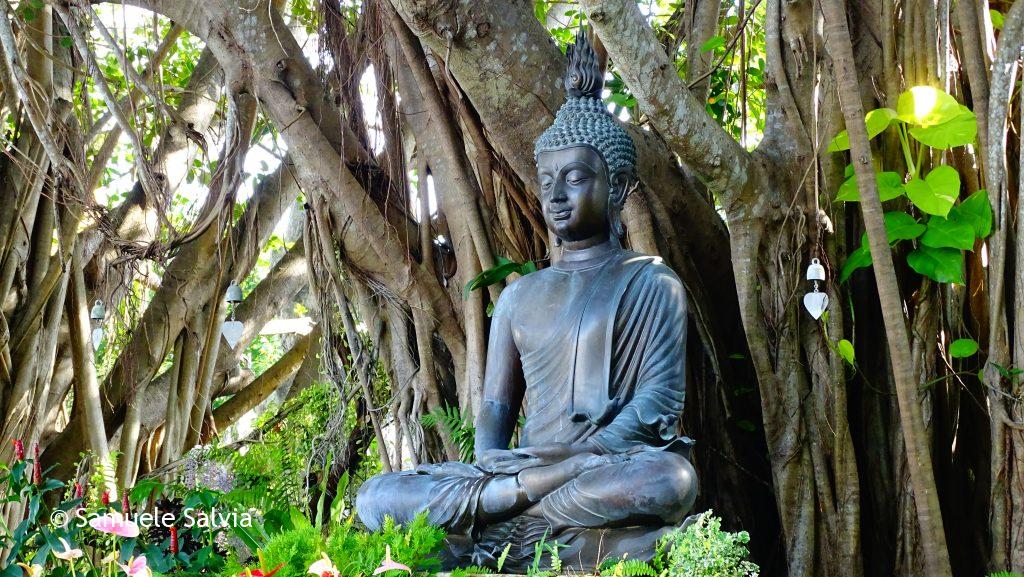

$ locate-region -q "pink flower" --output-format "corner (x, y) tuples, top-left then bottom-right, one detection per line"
(118, 556), (152, 577)
(53, 537), (84, 561)
(11, 439), (24, 462)
(373, 545), (412, 575)
(89, 512), (140, 538)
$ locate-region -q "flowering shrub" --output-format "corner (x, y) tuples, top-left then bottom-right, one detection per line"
(0, 444), (241, 576)
(220, 514), (444, 577)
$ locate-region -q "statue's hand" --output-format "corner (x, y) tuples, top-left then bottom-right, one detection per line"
(514, 442), (578, 465)
(477, 448), (542, 475)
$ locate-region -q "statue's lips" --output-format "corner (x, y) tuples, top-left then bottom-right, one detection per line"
(551, 209), (572, 221)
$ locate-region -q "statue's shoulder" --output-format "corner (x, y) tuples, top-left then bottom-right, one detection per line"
(497, 268), (548, 306)
(616, 251), (688, 305)
(618, 250), (682, 282)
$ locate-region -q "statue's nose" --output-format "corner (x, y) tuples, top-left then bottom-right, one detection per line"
(550, 182), (569, 203)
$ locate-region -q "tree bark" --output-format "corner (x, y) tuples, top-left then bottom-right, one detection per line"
(820, 1), (952, 574)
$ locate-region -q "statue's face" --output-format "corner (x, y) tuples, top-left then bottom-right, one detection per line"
(537, 146), (612, 244)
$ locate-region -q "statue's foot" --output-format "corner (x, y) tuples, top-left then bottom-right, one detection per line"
(678, 513), (700, 533)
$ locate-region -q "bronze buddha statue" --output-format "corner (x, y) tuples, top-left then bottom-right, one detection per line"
(356, 30), (697, 571)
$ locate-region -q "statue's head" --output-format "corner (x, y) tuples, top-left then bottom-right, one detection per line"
(534, 29), (637, 246)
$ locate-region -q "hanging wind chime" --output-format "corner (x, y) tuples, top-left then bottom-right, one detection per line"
(89, 299), (106, 351)
(221, 280), (244, 349)
(802, 258), (829, 319)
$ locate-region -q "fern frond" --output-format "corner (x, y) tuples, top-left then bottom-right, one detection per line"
(421, 405), (475, 462)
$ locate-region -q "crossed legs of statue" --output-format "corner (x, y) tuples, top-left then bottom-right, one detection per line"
(356, 450), (697, 571)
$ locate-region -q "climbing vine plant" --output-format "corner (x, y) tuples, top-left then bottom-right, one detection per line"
(833, 86), (989, 286)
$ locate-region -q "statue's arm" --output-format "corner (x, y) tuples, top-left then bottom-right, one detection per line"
(588, 268), (689, 454)
(474, 283), (526, 456)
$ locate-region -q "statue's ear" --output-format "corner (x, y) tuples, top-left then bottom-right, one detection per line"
(609, 170), (635, 208)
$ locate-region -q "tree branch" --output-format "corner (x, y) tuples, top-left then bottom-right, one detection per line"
(579, 0), (756, 206)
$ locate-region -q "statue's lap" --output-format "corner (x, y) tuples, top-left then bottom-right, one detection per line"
(356, 449), (696, 535)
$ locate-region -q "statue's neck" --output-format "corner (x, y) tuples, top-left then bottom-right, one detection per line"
(554, 238), (620, 271)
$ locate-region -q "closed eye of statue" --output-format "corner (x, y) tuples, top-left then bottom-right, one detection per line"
(565, 169), (590, 185)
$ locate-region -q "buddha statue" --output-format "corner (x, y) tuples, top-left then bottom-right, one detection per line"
(356, 30), (697, 571)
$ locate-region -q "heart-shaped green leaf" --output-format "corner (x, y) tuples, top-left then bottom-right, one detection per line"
(908, 106), (977, 149)
(839, 240), (872, 283)
(949, 189), (992, 238)
(828, 108), (899, 152)
(836, 171), (904, 202)
(884, 211), (925, 242)
(906, 165), (960, 217)
(897, 86), (962, 126)
(949, 338), (979, 358)
(907, 245), (964, 284)
(921, 216), (975, 250)
(837, 339), (856, 366)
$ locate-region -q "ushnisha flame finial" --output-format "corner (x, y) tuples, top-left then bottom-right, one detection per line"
(565, 28), (603, 99)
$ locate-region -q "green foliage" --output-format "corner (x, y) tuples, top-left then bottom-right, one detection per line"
(836, 339), (856, 366)
(884, 212), (925, 242)
(217, 383), (339, 512)
(238, 523), (321, 577)
(463, 257), (537, 300)
(421, 406), (476, 462)
(598, 558), (658, 577)
(524, 532), (563, 577)
(223, 513), (444, 577)
(949, 338), (980, 358)
(836, 170), (904, 202)
(833, 87), (988, 285)
(838, 236), (872, 284)
(659, 511), (759, 577)
(449, 566), (493, 577)
(906, 246), (964, 284)
(325, 515), (445, 576)
(988, 572), (1023, 577)
(990, 10), (1005, 30)
(920, 216), (975, 250)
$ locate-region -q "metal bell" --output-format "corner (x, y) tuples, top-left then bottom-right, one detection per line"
(225, 280), (243, 304)
(90, 299), (106, 321)
(806, 258), (826, 281)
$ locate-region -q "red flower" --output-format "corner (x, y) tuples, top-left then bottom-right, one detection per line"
(101, 490), (111, 506)
(11, 439), (24, 462)
(74, 482), (84, 499)
(169, 526), (179, 555)
(122, 492), (130, 514)
(238, 563), (284, 577)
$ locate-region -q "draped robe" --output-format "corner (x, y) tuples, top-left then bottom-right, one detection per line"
(356, 249), (693, 566)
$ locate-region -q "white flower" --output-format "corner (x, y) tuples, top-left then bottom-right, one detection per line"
(308, 552), (339, 577)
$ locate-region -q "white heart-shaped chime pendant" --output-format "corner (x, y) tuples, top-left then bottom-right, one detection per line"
(221, 320), (244, 349)
(221, 280), (245, 348)
(803, 291), (829, 320)
(803, 258), (829, 320)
